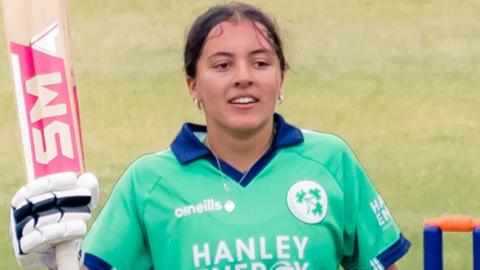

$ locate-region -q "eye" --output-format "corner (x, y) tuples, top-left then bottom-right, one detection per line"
(253, 60), (270, 69)
(214, 62), (231, 71)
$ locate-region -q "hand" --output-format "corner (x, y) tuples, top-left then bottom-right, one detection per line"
(10, 172), (99, 270)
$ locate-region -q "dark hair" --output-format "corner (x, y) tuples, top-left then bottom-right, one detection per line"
(184, 2), (288, 78)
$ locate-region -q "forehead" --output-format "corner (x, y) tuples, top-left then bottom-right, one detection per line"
(202, 20), (273, 54)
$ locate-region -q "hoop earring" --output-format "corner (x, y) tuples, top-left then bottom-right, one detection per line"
(277, 95), (284, 105)
(194, 99), (203, 110)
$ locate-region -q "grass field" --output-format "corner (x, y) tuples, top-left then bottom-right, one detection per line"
(1, 0), (479, 268)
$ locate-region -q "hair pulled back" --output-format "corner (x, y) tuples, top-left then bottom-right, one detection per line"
(184, 2), (288, 78)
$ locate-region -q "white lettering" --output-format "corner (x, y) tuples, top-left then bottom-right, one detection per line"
(294, 262), (310, 270)
(195, 262), (307, 270)
(236, 237), (255, 261)
(187, 205), (195, 215)
(376, 212), (385, 225)
(382, 207), (392, 221)
(204, 199), (210, 211)
(193, 243), (211, 267)
(293, 236), (308, 259)
(192, 236), (310, 269)
(25, 72), (73, 165)
(214, 241), (234, 264)
(214, 200), (222, 210)
(26, 72), (66, 123)
(175, 199), (224, 218)
(276, 236), (290, 259)
(259, 237), (273, 259)
(371, 195), (392, 226)
(32, 120), (73, 164)
(370, 199), (380, 212)
(175, 208), (183, 217)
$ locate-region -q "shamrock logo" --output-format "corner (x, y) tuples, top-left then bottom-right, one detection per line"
(295, 188), (323, 216)
(296, 190), (306, 203)
(287, 180), (328, 224)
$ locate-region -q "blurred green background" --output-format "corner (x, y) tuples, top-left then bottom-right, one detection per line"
(1, 0), (479, 268)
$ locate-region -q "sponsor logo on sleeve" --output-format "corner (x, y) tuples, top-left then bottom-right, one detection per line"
(370, 194), (392, 228)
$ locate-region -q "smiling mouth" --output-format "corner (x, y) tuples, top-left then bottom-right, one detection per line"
(229, 96), (258, 105)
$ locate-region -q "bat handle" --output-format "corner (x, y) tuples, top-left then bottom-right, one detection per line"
(55, 240), (80, 270)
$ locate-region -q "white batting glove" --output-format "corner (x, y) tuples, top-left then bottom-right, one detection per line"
(10, 172), (99, 270)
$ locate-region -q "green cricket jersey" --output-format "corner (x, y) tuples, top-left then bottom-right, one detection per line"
(83, 114), (410, 270)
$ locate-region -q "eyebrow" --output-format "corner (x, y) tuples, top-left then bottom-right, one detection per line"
(250, 49), (274, 57)
(207, 52), (233, 60)
(207, 49), (274, 60)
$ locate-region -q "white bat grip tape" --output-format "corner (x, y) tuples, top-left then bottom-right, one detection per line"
(56, 240), (79, 270)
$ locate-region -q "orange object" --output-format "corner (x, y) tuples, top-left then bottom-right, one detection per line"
(425, 215), (480, 232)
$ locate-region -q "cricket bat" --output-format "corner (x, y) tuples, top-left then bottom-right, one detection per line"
(2, 0), (84, 269)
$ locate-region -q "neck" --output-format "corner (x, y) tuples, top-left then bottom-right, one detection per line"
(205, 119), (274, 172)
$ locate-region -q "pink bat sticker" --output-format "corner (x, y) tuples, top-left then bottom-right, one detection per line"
(10, 42), (82, 181)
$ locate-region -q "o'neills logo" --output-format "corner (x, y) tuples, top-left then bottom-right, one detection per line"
(175, 199), (223, 218)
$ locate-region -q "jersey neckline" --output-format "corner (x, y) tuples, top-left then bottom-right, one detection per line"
(170, 113), (304, 187)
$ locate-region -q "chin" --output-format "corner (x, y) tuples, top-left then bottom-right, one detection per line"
(224, 114), (272, 133)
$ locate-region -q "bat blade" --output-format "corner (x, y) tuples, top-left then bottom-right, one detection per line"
(3, 0), (84, 269)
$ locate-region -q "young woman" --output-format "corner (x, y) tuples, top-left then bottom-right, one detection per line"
(11, 2), (410, 270)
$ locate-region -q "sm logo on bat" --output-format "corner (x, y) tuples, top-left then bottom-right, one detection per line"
(10, 23), (82, 180)
(25, 71), (74, 164)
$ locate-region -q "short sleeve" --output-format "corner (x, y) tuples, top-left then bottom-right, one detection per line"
(82, 163), (153, 270)
(340, 145), (410, 270)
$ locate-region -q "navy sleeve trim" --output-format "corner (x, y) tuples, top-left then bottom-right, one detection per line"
(377, 234), (411, 268)
(83, 253), (112, 270)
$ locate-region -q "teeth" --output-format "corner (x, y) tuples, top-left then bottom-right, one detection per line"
(231, 97), (255, 104)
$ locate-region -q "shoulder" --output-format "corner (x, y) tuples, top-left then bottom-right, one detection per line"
(296, 129), (353, 157)
(282, 129), (363, 175)
(114, 148), (180, 193)
(128, 148), (179, 173)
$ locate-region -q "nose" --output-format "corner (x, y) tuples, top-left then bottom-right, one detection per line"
(234, 79), (253, 88)
(233, 63), (253, 88)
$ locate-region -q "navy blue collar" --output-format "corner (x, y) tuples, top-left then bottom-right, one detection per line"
(170, 113), (304, 186)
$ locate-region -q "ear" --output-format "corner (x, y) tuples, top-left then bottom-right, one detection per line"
(280, 71), (285, 88)
(186, 76), (199, 100)
(278, 71), (286, 96)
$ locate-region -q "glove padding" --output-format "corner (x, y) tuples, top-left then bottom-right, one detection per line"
(10, 172), (99, 270)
